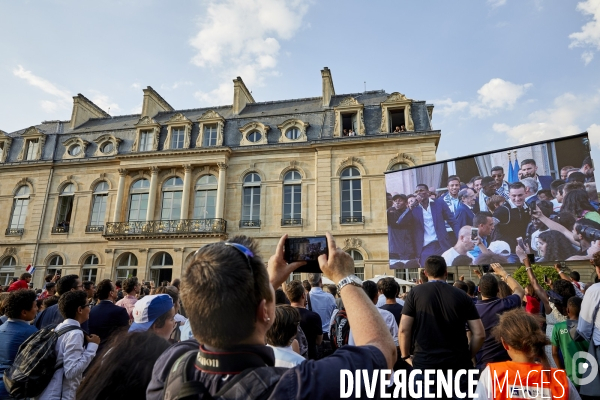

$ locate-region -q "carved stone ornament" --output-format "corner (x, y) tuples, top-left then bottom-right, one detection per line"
(217, 162), (228, 170)
(138, 248), (148, 253)
(383, 92), (409, 103)
(118, 168), (128, 177)
(387, 153), (417, 170)
(290, 160), (298, 168)
(3, 247), (17, 256)
(343, 238), (362, 250)
(340, 156), (364, 169)
(104, 249), (113, 253)
(277, 119), (309, 143)
(239, 122), (269, 146)
(338, 97), (360, 107)
(16, 177), (34, 193)
(0, 132), (13, 163)
(167, 113), (191, 124)
(135, 116), (159, 127)
(198, 110), (222, 120)
(93, 134), (121, 157)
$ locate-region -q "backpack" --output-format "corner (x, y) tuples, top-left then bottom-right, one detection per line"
(330, 308), (350, 349)
(163, 351), (287, 400)
(3, 324), (81, 399)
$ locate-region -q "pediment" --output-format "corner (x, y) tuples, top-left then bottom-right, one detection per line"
(62, 137), (90, 147)
(21, 126), (45, 137)
(166, 113), (192, 125)
(198, 110), (224, 121)
(338, 97), (361, 107)
(134, 116), (160, 127)
(382, 92), (412, 104)
(93, 134), (122, 145)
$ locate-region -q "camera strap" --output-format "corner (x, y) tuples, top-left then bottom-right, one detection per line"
(194, 345), (275, 374)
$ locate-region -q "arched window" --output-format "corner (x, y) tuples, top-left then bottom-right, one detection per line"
(54, 184), (75, 233)
(247, 131), (262, 143)
(128, 179), (149, 222)
(0, 256), (17, 286)
(347, 250), (364, 280)
(88, 181), (109, 232)
(241, 173), (261, 227)
(340, 167), (362, 223)
(47, 255), (63, 276)
(161, 177), (184, 221)
(285, 128), (300, 140)
(150, 252), (173, 286)
(8, 186), (30, 235)
(282, 170), (301, 225)
(116, 252), (138, 281)
(82, 254), (99, 283)
(194, 175), (217, 219)
(389, 163), (409, 171)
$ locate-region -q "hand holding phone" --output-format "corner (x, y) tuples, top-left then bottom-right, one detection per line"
(470, 228), (479, 242)
(284, 236), (328, 273)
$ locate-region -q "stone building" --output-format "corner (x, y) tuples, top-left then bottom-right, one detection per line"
(0, 68), (440, 288)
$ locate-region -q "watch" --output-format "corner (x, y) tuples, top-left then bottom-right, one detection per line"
(337, 274), (363, 292)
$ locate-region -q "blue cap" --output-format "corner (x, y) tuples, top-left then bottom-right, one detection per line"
(128, 294), (173, 333)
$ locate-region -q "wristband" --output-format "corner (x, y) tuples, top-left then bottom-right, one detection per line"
(401, 355), (411, 360)
(559, 270), (565, 274)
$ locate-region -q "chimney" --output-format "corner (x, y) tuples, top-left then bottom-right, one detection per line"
(232, 77), (255, 115)
(141, 86), (174, 118)
(321, 67), (335, 107)
(69, 94), (110, 129)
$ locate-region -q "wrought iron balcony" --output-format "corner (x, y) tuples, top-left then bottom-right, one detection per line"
(239, 220), (261, 228)
(5, 228), (24, 236)
(51, 226), (69, 234)
(104, 218), (227, 238)
(340, 215), (365, 224)
(281, 218), (303, 226)
(86, 225), (104, 233)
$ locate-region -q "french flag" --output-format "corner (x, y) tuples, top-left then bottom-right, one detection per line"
(26, 264), (35, 275)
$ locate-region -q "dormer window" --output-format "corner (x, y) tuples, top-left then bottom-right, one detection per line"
(286, 128), (300, 140)
(171, 127), (185, 149)
(25, 139), (39, 160)
(100, 142), (113, 154)
(62, 137), (89, 160)
(93, 134), (121, 157)
(68, 144), (81, 156)
(333, 97), (365, 137)
(239, 122), (269, 146)
(17, 127), (46, 161)
(248, 131), (262, 142)
(164, 113), (192, 150)
(204, 125), (218, 146)
(277, 119), (308, 143)
(379, 92), (415, 133)
(197, 110), (225, 147)
(0, 131), (10, 163)
(133, 116), (160, 152)
(139, 131), (153, 151)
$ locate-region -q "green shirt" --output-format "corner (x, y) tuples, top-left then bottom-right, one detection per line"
(551, 320), (589, 386)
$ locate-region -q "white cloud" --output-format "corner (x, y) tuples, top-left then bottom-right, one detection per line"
(470, 78), (532, 117)
(582, 50), (595, 64)
(190, 0), (312, 105)
(488, 0), (507, 8)
(88, 91), (120, 115)
(13, 65), (72, 113)
(569, 0), (600, 64)
(433, 98), (469, 117)
(131, 83), (141, 90)
(588, 123), (600, 149)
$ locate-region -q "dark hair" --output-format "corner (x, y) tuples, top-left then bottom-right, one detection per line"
(285, 280), (305, 303)
(45, 274), (54, 283)
(509, 182), (526, 191)
(447, 175), (460, 185)
(75, 331), (170, 400)
(465, 280), (476, 296)
(19, 273), (32, 280)
(275, 288), (289, 305)
(4, 289), (37, 319)
(0, 293), (9, 315)
(551, 279), (577, 311)
(451, 255), (473, 267)
(537, 230), (578, 262)
(265, 305), (300, 347)
(554, 212), (576, 230)
(151, 306), (174, 330)
(535, 200), (554, 218)
(416, 183), (429, 190)
(562, 189), (596, 219)
(570, 271), (581, 282)
(493, 309), (549, 368)
(424, 255), (447, 278)
(453, 281), (468, 293)
(154, 286), (179, 308)
(170, 278), (181, 289)
(567, 172), (586, 184)
(490, 166), (504, 173)
(521, 158), (536, 167)
(56, 274), (80, 295)
(96, 279), (114, 301)
(327, 284), (338, 298)
(473, 212), (493, 228)
(83, 281), (94, 291)
(558, 184), (565, 195)
(538, 190), (553, 200)
(474, 253), (509, 265)
(123, 277), (139, 294)
(181, 235), (272, 348)
(469, 176), (483, 184)
(115, 280), (122, 288)
(478, 274), (499, 298)
(45, 282), (56, 291)
(379, 277), (399, 299)
(551, 179), (566, 191)
(582, 156), (593, 168)
(567, 296), (583, 316)
(362, 280), (378, 301)
(42, 296), (59, 310)
(302, 280), (311, 292)
(59, 290), (88, 319)
(564, 182), (586, 194)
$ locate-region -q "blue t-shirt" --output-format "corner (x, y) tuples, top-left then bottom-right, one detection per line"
(0, 319), (38, 397)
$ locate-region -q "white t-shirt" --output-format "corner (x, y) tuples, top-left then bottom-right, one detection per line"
(441, 248), (474, 266)
(267, 345), (305, 368)
(348, 308), (398, 347)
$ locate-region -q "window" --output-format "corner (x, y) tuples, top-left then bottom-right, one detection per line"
(0, 142), (4, 161)
(128, 179), (150, 222)
(395, 268), (419, 283)
(150, 252), (173, 286)
(389, 163), (408, 171)
(248, 131), (262, 143)
(68, 145), (81, 156)
(25, 139), (39, 160)
(139, 131), (153, 152)
(161, 177), (184, 221)
(0, 257), (16, 286)
(340, 167), (362, 223)
(54, 184), (75, 233)
(47, 255), (63, 276)
(171, 127), (185, 149)
(100, 142), (113, 154)
(241, 173), (261, 227)
(285, 128), (300, 140)
(282, 171), (301, 225)
(348, 250), (364, 280)
(341, 113), (358, 135)
(389, 109), (406, 132)
(9, 186), (30, 233)
(116, 253), (138, 281)
(194, 175), (217, 219)
(204, 125), (218, 147)
(82, 254), (99, 283)
(89, 182), (108, 230)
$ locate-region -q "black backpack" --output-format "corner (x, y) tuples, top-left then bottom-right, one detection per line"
(163, 351), (287, 400)
(3, 324), (81, 399)
(330, 308), (350, 349)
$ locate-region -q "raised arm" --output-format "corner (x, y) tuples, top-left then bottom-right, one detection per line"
(517, 249), (551, 314)
(491, 263), (525, 300)
(532, 207), (579, 246)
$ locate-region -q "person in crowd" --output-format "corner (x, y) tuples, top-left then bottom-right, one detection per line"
(378, 277), (403, 325)
(342, 129), (348, 136)
(524, 284), (541, 314)
(564, 181), (586, 197)
(0, 293), (8, 325)
(128, 294), (176, 342)
(493, 182), (532, 253)
(154, 285), (187, 340)
(580, 156), (594, 181)
(376, 277), (404, 307)
(551, 179), (566, 211)
(88, 279), (129, 351)
(83, 281), (96, 306)
(402, 183), (461, 266)
(35, 274), (87, 330)
(520, 177), (539, 205)
(475, 308), (581, 400)
(568, 171), (586, 184)
(451, 254), (474, 267)
(585, 182), (599, 209)
(347, 128), (356, 136)
(38, 290), (100, 400)
(387, 193), (416, 265)
(76, 330), (170, 400)
(537, 189), (553, 202)
(486, 195), (506, 214)
(454, 280), (469, 293)
(562, 189), (600, 224)
(520, 158), (553, 190)
(470, 212), (495, 259)
(497, 281), (512, 298)
(441, 225), (480, 265)
(578, 253), (600, 368)
(39, 282), (56, 299)
(469, 176), (483, 195)
(116, 276), (140, 321)
(400, 255), (485, 394)
(561, 165), (576, 180)
(490, 166), (510, 199)
(528, 200), (553, 252)
(0, 289), (38, 399)
(536, 230), (578, 262)
(478, 177), (499, 212)
(115, 280), (123, 300)
(151, 234), (396, 399)
(393, 125), (401, 133)
(7, 273), (31, 292)
(285, 280), (322, 360)
(551, 296), (589, 389)
(442, 175), (461, 215)
(455, 187), (476, 227)
(41, 296), (59, 311)
(265, 305), (306, 368)
(307, 272), (336, 342)
(475, 264), (524, 371)
(42, 273), (59, 291)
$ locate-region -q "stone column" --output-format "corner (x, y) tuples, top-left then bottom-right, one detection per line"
(112, 169), (128, 222)
(146, 166), (159, 221)
(216, 162), (228, 219)
(180, 164), (192, 220)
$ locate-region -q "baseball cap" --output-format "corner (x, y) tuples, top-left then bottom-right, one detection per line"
(128, 294), (173, 333)
(488, 241), (511, 256)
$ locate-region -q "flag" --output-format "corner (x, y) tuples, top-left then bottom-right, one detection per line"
(507, 160), (514, 184)
(26, 264), (35, 275)
(512, 156), (520, 183)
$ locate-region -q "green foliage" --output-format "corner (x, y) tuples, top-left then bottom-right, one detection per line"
(513, 265), (560, 290)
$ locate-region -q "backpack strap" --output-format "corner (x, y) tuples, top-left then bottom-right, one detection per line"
(55, 325), (82, 336)
(215, 367), (287, 400)
(165, 351), (215, 400)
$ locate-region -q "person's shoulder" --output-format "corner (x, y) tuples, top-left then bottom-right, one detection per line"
(503, 294), (522, 309)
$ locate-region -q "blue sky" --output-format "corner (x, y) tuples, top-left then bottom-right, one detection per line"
(1, 0), (599, 163)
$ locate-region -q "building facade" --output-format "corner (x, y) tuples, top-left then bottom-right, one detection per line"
(0, 68), (441, 288)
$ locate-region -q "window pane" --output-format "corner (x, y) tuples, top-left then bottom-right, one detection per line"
(171, 128), (185, 149)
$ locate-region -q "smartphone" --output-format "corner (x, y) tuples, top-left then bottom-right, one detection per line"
(527, 253), (535, 264)
(543, 274), (548, 284)
(516, 237), (526, 251)
(284, 236), (328, 273)
(470, 228), (479, 242)
(55, 269), (62, 276)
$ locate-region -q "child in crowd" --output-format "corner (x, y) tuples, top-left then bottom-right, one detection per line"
(266, 305), (305, 368)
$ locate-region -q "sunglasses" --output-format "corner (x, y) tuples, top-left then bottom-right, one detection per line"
(196, 242), (255, 273)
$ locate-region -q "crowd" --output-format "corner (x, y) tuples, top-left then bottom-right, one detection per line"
(387, 156), (598, 268)
(0, 232), (599, 399)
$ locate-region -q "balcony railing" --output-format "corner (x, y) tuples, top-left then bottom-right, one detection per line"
(104, 218), (227, 237)
(5, 228), (24, 236)
(51, 226), (69, 234)
(340, 215), (365, 224)
(239, 220), (261, 228)
(86, 225), (104, 233)
(281, 218), (303, 226)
